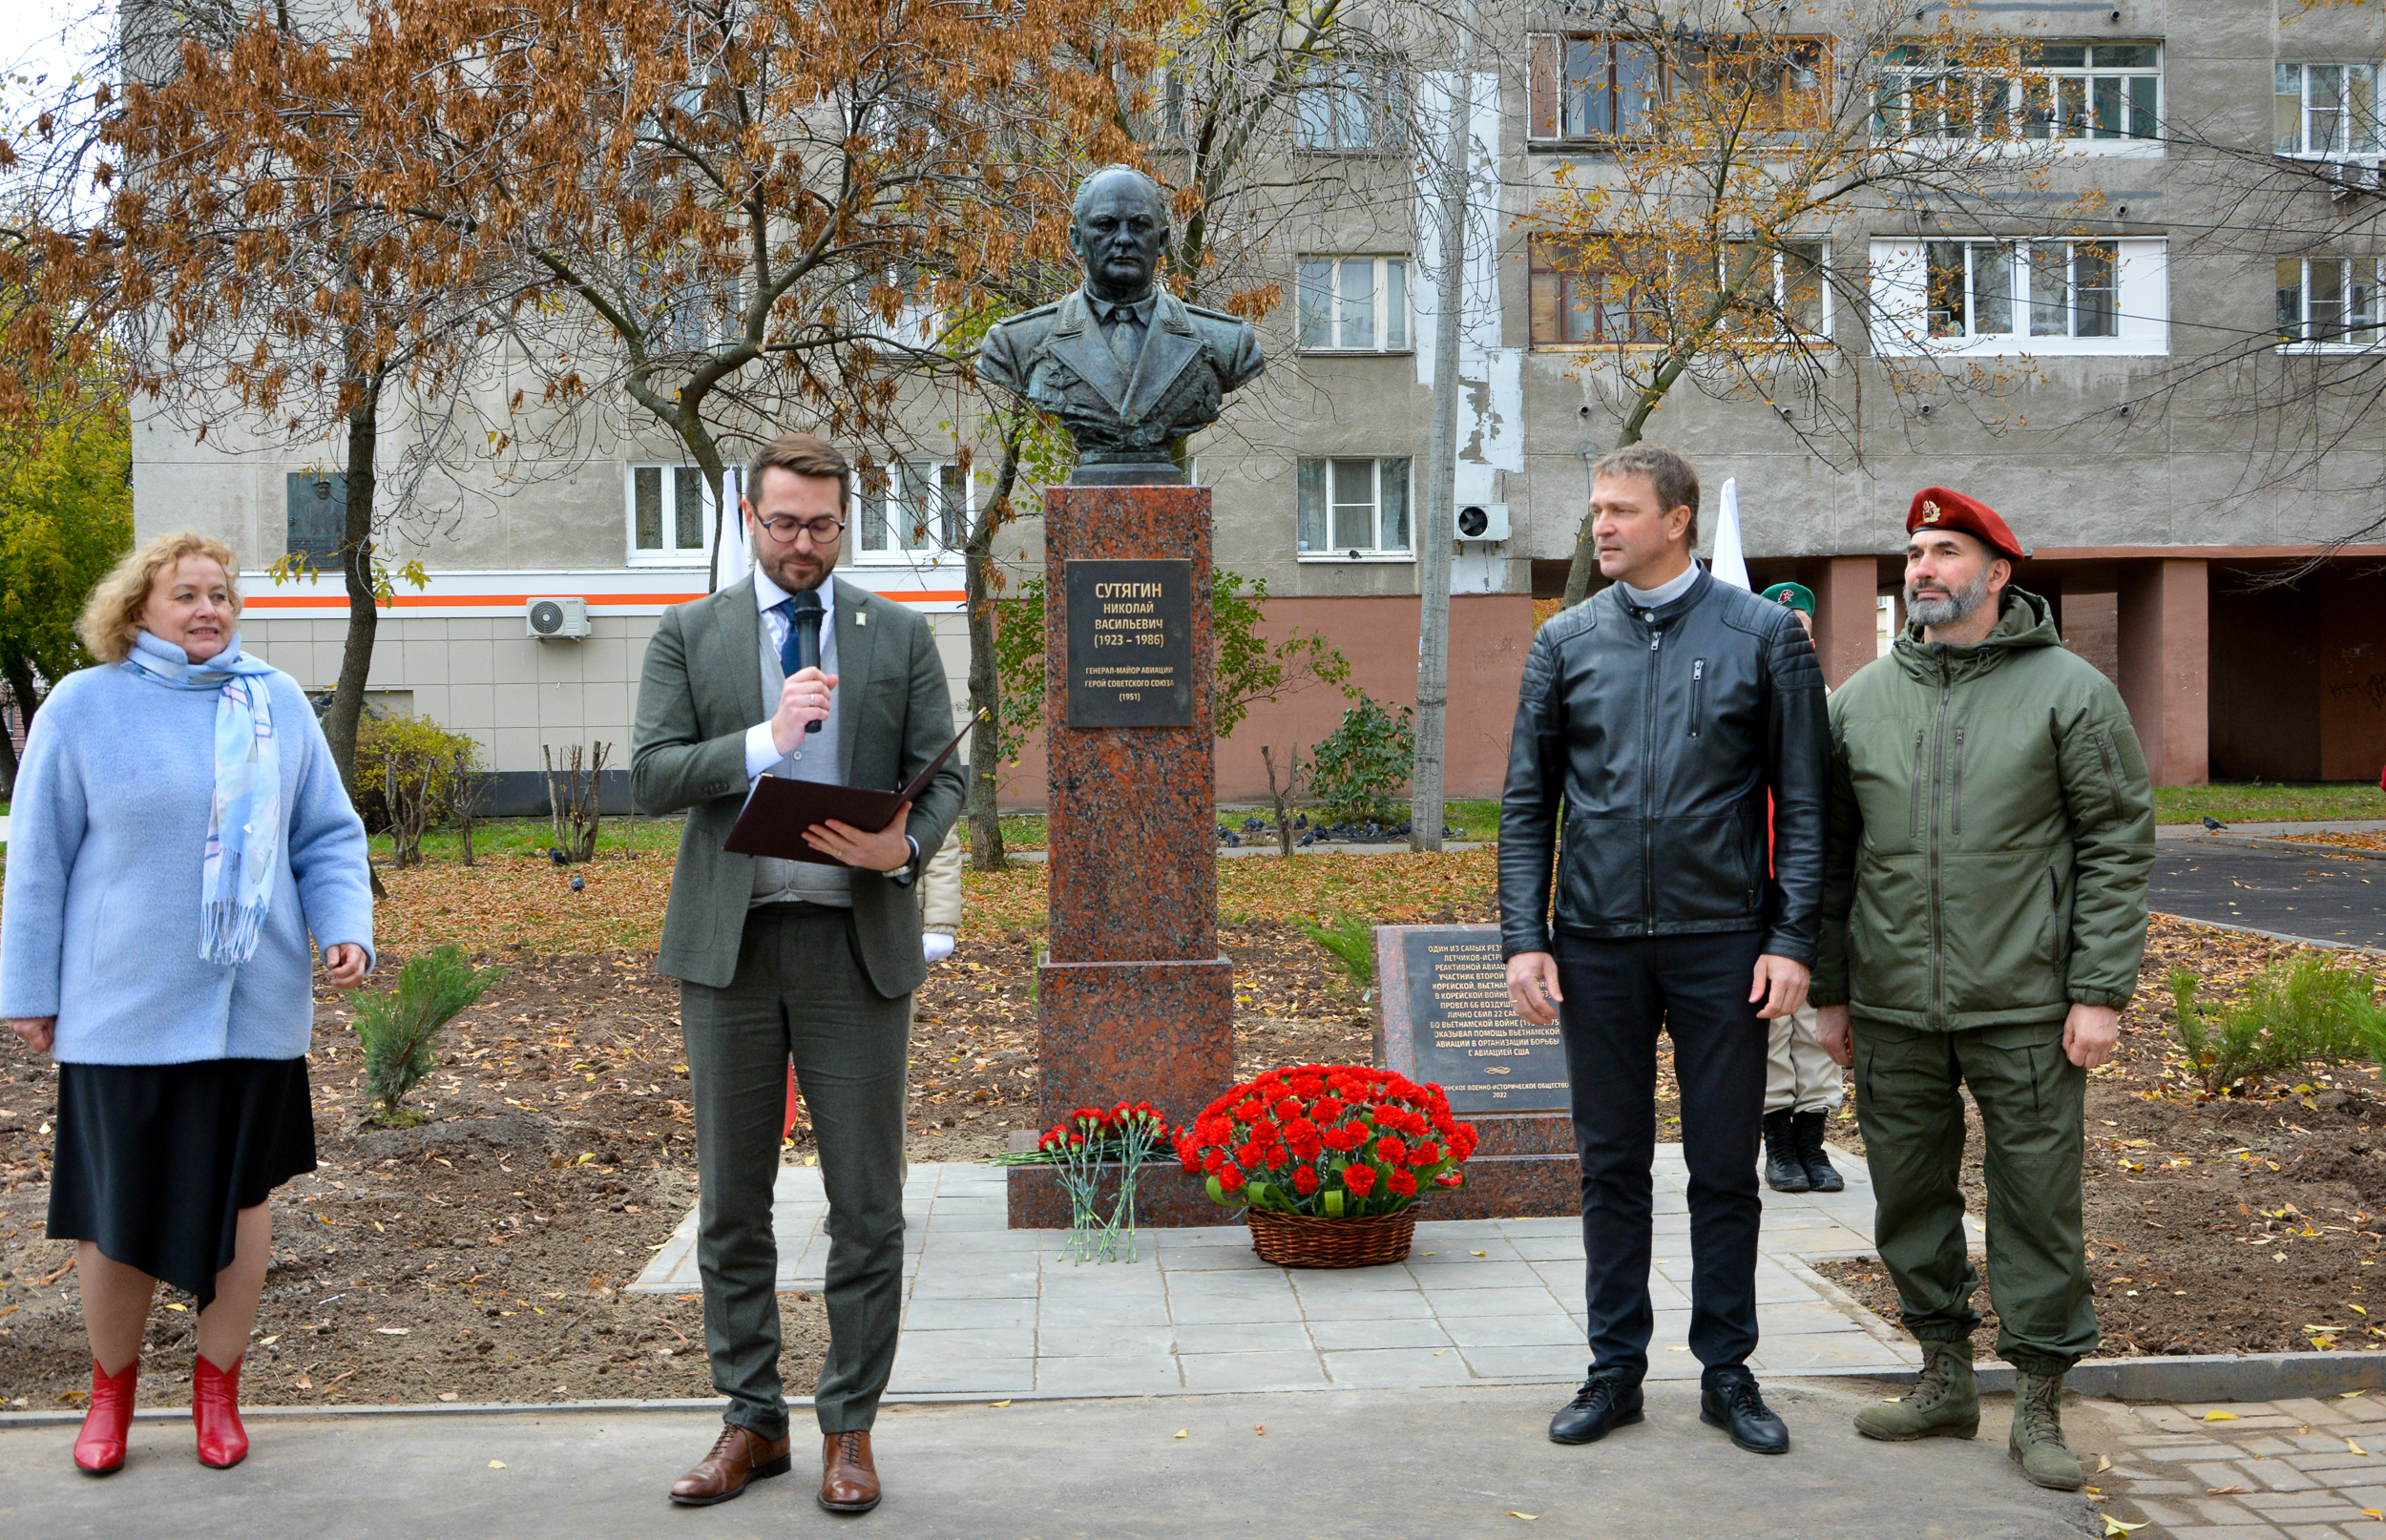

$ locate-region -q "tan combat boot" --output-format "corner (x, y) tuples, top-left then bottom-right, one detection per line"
(2007, 1367), (2085, 1490)
(1853, 1339), (1979, 1441)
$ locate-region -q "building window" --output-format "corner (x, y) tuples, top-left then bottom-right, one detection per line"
(1872, 237), (2166, 355)
(856, 462), (967, 563)
(1723, 240), (1831, 336)
(1295, 64), (1402, 152)
(285, 472), (346, 563)
(1926, 239), (2117, 340)
(1875, 41), (2160, 145)
(1529, 239), (1660, 344)
(2276, 259), (2385, 348)
(1297, 457), (1412, 558)
(2275, 64), (2381, 157)
(1528, 34), (1825, 142)
(1297, 257), (1410, 351)
(1528, 35), (1670, 140)
(627, 464), (716, 565)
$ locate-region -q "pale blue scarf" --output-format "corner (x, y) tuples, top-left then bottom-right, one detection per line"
(120, 630), (283, 966)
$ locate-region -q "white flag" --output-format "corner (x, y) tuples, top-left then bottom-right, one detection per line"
(1711, 477), (1751, 592)
(713, 473), (751, 589)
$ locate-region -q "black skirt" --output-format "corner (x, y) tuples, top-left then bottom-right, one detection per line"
(47, 1057), (317, 1311)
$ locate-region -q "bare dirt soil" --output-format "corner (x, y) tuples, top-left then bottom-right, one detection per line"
(6, 887), (2376, 1408)
(0, 919), (1375, 1411)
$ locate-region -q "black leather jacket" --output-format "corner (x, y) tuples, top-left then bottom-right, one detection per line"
(1498, 569), (1830, 963)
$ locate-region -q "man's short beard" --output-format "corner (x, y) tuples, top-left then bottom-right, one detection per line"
(1906, 570), (1989, 628)
(754, 530), (832, 592)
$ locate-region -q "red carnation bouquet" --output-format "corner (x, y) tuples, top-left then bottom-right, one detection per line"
(1177, 1065), (1476, 1218)
(1010, 1101), (1175, 1262)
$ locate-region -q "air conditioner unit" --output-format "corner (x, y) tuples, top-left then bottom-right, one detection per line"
(527, 596), (592, 640)
(1455, 501), (1511, 542)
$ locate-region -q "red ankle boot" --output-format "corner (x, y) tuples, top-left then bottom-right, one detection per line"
(73, 1358), (138, 1475)
(191, 1354), (248, 1468)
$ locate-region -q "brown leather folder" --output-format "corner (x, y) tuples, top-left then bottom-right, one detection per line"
(722, 711), (980, 866)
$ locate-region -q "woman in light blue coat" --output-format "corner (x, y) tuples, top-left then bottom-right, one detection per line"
(1, 532), (373, 1475)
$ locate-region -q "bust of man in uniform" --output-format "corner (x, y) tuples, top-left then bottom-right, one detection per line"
(976, 165), (1264, 484)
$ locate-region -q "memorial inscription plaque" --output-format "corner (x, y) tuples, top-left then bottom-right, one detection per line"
(1383, 926), (1570, 1116)
(1064, 558), (1194, 727)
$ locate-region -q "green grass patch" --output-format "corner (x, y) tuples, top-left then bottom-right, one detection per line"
(2153, 782), (2386, 825)
(368, 815), (683, 868)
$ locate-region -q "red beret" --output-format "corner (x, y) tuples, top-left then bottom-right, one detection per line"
(1906, 487), (2027, 561)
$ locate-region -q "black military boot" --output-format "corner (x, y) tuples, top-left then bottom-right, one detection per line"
(1792, 1109), (1844, 1194)
(1762, 1109), (1810, 1193)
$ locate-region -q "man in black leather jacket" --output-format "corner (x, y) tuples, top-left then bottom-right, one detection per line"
(1500, 445), (1829, 1457)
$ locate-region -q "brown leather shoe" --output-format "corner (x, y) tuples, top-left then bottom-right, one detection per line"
(818, 1430), (882, 1514)
(668, 1423), (792, 1507)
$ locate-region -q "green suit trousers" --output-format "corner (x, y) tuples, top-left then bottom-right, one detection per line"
(681, 904), (910, 1440)
(1852, 1018), (2096, 1375)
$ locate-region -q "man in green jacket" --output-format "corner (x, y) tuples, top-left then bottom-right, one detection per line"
(1810, 488), (2153, 1491)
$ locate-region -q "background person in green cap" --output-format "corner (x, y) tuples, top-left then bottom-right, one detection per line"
(1810, 488), (2152, 1493)
(1755, 584), (1843, 1197)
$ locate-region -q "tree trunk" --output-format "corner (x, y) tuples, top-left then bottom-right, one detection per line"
(0, 652), (37, 800)
(962, 438), (1019, 872)
(322, 377), (383, 793)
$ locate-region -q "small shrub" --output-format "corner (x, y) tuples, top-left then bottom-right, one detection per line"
(1297, 914), (1377, 989)
(352, 945), (504, 1126)
(2170, 954), (2386, 1096)
(1308, 696), (1414, 825)
(355, 712), (483, 844)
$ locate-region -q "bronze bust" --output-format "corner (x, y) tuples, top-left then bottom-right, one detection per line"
(977, 165), (1264, 485)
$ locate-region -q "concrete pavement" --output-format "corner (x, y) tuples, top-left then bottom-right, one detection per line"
(0, 1381), (2107, 1539)
(2149, 844), (2386, 950)
(630, 1153), (1954, 1395)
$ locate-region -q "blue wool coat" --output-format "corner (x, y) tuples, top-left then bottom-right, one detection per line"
(0, 652), (375, 1065)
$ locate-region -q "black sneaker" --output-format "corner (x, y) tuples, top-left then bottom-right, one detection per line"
(1548, 1373), (1645, 1446)
(1700, 1369), (1790, 1455)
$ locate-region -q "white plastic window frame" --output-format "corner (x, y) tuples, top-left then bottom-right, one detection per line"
(1720, 239), (1834, 341)
(2275, 257), (2386, 352)
(624, 464), (719, 567)
(1869, 237), (2168, 357)
(852, 460), (969, 570)
(2274, 63), (2382, 159)
(1296, 456), (1413, 562)
(1874, 41), (2164, 157)
(1295, 256), (1413, 353)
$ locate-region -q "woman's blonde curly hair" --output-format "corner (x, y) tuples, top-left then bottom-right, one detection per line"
(77, 531), (243, 664)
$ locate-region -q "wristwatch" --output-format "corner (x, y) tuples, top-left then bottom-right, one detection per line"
(888, 835), (921, 887)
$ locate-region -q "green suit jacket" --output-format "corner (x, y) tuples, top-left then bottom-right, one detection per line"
(630, 574), (965, 995)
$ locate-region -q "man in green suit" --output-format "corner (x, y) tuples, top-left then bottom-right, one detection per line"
(632, 432), (964, 1515)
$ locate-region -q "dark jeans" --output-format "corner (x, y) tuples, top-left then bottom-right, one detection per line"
(680, 904), (911, 1440)
(1556, 929), (1768, 1384)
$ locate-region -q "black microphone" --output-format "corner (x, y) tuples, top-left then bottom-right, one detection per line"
(788, 589), (825, 736)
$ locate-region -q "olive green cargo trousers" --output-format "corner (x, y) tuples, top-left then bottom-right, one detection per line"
(1852, 1018), (2096, 1375)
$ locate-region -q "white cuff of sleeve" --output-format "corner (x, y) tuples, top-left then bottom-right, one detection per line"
(743, 721), (781, 780)
(922, 931), (955, 964)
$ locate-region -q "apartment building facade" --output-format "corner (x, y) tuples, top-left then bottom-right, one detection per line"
(134, 0), (2386, 804)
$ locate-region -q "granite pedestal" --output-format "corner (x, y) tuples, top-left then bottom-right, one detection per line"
(1009, 483), (1236, 1229)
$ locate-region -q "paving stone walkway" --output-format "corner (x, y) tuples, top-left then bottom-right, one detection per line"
(2098, 1392), (2386, 1539)
(633, 1145), (1964, 1396)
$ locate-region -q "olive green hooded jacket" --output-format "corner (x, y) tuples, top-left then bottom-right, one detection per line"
(1810, 589), (2154, 1031)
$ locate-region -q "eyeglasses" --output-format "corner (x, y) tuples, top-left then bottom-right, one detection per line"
(754, 514), (846, 543)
